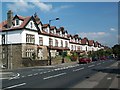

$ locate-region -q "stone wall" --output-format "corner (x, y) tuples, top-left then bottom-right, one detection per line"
(38, 46), (48, 60)
(22, 44), (37, 59)
(0, 44), (22, 69)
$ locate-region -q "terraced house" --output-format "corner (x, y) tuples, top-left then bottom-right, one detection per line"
(0, 10), (104, 69)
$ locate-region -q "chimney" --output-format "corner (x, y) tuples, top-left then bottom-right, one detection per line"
(7, 10), (13, 28)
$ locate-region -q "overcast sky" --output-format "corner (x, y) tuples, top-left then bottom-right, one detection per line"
(1, 0), (119, 47)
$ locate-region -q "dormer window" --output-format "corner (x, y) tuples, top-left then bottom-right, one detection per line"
(16, 19), (19, 25)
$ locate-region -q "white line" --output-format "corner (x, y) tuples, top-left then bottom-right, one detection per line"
(97, 63), (101, 65)
(47, 71), (51, 73)
(43, 73), (66, 80)
(4, 83), (26, 89)
(60, 67), (63, 70)
(107, 77), (112, 80)
(9, 73), (20, 80)
(73, 67), (84, 72)
(54, 69), (58, 71)
(28, 74), (33, 77)
(43, 72), (47, 74)
(51, 70), (54, 71)
(21, 76), (25, 78)
(34, 73), (38, 75)
(88, 65), (95, 68)
(40, 72), (43, 74)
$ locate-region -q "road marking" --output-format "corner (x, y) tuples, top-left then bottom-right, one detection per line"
(21, 76), (25, 78)
(47, 71), (51, 73)
(43, 73), (66, 80)
(34, 73), (38, 75)
(97, 63), (101, 65)
(40, 72), (43, 74)
(73, 67), (84, 72)
(107, 77), (112, 80)
(28, 74), (33, 77)
(43, 72), (47, 74)
(54, 68), (58, 71)
(4, 83), (26, 89)
(66, 67), (69, 69)
(9, 73), (20, 80)
(59, 67), (63, 70)
(88, 65), (95, 68)
(51, 70), (54, 71)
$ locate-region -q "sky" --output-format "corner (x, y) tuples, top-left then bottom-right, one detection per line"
(0, 0), (119, 47)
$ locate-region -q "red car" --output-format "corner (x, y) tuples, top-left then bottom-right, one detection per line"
(100, 56), (107, 60)
(79, 57), (92, 64)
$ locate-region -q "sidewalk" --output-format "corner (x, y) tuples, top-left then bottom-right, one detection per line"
(72, 61), (119, 89)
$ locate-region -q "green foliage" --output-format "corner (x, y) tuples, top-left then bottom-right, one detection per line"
(70, 52), (78, 61)
(88, 48), (113, 58)
(112, 44), (120, 57)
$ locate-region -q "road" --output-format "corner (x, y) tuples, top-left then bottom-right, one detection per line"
(2, 59), (119, 89)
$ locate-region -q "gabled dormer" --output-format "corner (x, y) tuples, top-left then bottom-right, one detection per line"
(25, 16), (39, 31)
(50, 26), (57, 34)
(13, 15), (24, 27)
(42, 24), (50, 33)
(34, 13), (43, 31)
(64, 31), (68, 38)
(78, 37), (81, 44)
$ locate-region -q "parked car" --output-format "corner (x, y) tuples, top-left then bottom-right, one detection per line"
(79, 56), (92, 64)
(100, 56), (107, 60)
(92, 56), (99, 61)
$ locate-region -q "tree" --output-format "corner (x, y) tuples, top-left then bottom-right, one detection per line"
(112, 44), (120, 58)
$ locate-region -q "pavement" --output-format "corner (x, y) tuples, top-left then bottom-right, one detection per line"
(72, 61), (120, 89)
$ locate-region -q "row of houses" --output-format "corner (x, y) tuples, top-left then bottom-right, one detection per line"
(0, 10), (105, 69)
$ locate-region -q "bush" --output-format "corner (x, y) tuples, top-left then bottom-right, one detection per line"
(70, 52), (78, 61)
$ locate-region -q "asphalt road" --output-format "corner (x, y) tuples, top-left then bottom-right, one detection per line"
(2, 59), (117, 89)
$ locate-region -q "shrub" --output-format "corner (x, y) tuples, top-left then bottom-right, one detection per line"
(70, 52), (78, 61)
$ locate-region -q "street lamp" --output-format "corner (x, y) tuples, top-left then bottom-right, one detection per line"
(8, 41), (12, 69)
(49, 17), (60, 25)
(48, 17), (60, 65)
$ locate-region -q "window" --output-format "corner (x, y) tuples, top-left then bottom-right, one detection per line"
(86, 47), (87, 51)
(39, 37), (43, 45)
(75, 45), (76, 50)
(77, 46), (80, 50)
(44, 28), (49, 33)
(50, 30), (54, 34)
(16, 19), (19, 25)
(61, 40), (63, 47)
(26, 34), (35, 44)
(2, 34), (5, 44)
(55, 39), (58, 47)
(30, 22), (33, 28)
(71, 45), (73, 50)
(65, 41), (68, 48)
(49, 38), (53, 46)
(26, 49), (34, 57)
(2, 48), (5, 59)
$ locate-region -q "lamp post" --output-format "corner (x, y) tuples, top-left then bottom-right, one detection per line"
(48, 17), (60, 65)
(49, 17), (59, 26)
(8, 41), (12, 69)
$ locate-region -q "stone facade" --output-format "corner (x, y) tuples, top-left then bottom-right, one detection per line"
(0, 44), (50, 69)
(0, 44), (22, 69)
